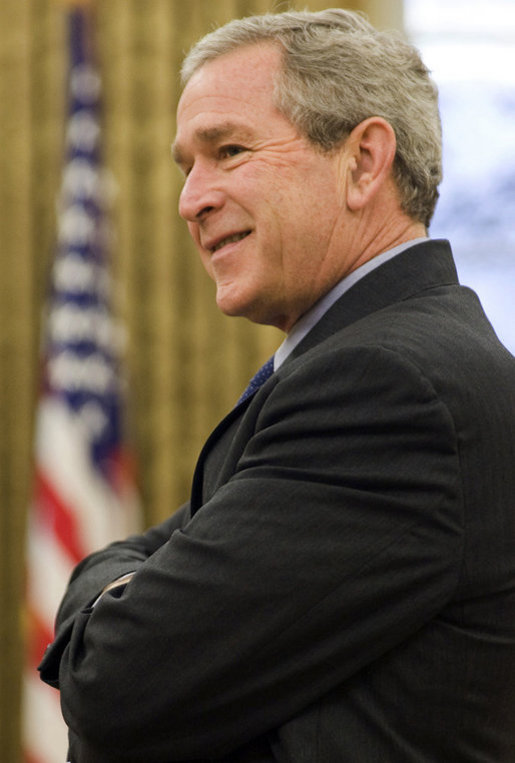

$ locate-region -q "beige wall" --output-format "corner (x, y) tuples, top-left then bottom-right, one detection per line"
(0, 1), (403, 759)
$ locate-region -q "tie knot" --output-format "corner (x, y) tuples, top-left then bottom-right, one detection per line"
(237, 356), (274, 405)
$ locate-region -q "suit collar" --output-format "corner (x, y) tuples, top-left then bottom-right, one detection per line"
(286, 239), (458, 364)
(275, 237), (429, 370)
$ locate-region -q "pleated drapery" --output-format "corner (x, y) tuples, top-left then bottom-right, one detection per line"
(0, 1), (402, 759)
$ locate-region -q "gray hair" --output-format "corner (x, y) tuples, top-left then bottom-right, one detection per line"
(181, 9), (442, 227)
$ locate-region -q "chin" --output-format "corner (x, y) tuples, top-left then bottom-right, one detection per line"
(215, 282), (284, 327)
(216, 283), (254, 318)
(216, 295), (266, 326)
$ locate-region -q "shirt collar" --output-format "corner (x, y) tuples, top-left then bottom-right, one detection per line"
(274, 237), (428, 370)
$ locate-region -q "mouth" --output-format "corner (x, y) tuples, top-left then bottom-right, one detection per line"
(209, 231), (252, 253)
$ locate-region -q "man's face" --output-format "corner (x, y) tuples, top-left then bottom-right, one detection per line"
(174, 43), (352, 331)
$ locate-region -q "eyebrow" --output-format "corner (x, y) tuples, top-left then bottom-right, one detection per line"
(172, 121), (255, 165)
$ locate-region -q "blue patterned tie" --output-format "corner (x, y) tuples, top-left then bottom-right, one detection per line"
(237, 356), (275, 405)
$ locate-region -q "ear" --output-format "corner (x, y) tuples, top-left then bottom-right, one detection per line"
(344, 117), (397, 212)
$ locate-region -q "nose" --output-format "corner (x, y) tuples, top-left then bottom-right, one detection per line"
(179, 163), (224, 222)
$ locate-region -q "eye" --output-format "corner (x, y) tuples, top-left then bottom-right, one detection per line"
(219, 144), (246, 159)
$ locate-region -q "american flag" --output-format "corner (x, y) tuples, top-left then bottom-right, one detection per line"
(23, 8), (141, 762)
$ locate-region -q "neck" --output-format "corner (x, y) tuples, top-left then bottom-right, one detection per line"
(348, 215), (427, 276)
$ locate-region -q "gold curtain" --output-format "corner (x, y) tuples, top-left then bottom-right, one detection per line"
(0, 0), (402, 759)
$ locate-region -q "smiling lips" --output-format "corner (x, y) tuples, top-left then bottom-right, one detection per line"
(209, 231), (251, 253)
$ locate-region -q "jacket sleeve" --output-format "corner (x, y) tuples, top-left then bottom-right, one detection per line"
(38, 502), (191, 687)
(42, 345), (464, 761)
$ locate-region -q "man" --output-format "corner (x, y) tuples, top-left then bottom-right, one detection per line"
(39, 9), (515, 762)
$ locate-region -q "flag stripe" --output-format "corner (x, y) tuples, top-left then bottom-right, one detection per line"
(28, 605), (55, 670)
(23, 8), (141, 762)
(34, 467), (86, 565)
(24, 676), (69, 763)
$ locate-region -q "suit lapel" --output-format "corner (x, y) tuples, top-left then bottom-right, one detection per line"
(191, 239), (459, 513)
(190, 403), (246, 512)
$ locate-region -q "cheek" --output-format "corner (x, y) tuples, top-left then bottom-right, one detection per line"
(188, 224), (214, 277)
(187, 222), (204, 259)
(199, 250), (215, 282)
(187, 221), (200, 246)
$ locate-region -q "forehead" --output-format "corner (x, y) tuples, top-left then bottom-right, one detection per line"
(174, 43), (285, 157)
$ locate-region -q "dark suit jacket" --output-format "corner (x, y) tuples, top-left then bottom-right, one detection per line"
(39, 240), (515, 762)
